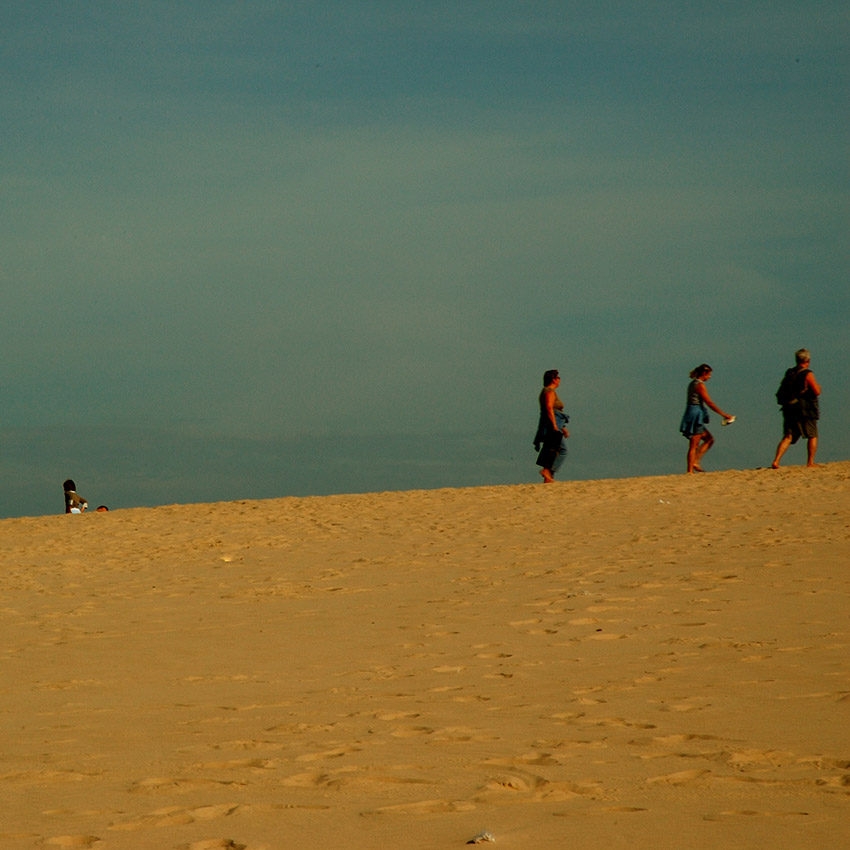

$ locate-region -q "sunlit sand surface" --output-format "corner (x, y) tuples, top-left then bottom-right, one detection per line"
(2, 463), (848, 849)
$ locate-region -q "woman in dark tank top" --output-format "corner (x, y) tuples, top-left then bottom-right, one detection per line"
(533, 369), (569, 483)
(679, 364), (733, 474)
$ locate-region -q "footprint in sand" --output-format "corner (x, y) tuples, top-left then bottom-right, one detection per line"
(484, 752), (559, 767)
(802, 756), (850, 770)
(189, 804), (243, 821)
(295, 745), (362, 761)
(208, 739), (287, 752)
(282, 768), (432, 790)
(586, 716), (656, 730)
(703, 810), (810, 821)
(193, 758), (277, 770)
(280, 771), (331, 788)
(652, 733), (720, 745)
(647, 768), (710, 785)
(718, 748), (795, 768)
(37, 679), (103, 691)
(390, 725), (434, 738)
(109, 808), (192, 830)
(434, 726), (498, 742)
(0, 769), (100, 784)
(128, 776), (243, 793)
(43, 838), (101, 848)
(475, 770), (602, 802)
(364, 799), (476, 815)
(374, 711), (421, 720)
(109, 803), (241, 831)
(43, 810), (116, 818)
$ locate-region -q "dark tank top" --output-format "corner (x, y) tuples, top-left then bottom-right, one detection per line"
(539, 388), (564, 413)
(686, 379), (704, 406)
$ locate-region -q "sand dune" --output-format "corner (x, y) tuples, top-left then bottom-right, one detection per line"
(1, 463), (849, 849)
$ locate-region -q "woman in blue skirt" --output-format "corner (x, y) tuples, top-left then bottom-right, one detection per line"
(680, 364), (733, 474)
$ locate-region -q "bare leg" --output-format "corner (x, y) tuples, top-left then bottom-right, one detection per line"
(772, 434), (792, 468)
(694, 432), (714, 470)
(687, 432), (712, 473)
(806, 436), (818, 466)
(687, 435), (700, 473)
(540, 468), (554, 483)
(686, 431), (714, 473)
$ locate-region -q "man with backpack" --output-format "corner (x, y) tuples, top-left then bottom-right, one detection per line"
(771, 348), (821, 468)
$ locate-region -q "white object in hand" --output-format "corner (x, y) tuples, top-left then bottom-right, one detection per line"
(722, 416), (735, 426)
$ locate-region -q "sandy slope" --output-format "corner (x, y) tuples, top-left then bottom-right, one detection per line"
(1, 463), (849, 850)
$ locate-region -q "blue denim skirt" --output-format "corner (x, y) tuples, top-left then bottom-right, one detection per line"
(680, 404), (709, 438)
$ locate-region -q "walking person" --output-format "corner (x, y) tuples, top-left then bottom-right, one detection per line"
(534, 369), (569, 483)
(679, 364), (734, 474)
(771, 348), (821, 468)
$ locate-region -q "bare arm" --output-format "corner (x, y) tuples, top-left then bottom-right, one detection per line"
(696, 382), (731, 420)
(806, 371), (821, 396)
(543, 389), (569, 437)
(543, 389), (558, 431)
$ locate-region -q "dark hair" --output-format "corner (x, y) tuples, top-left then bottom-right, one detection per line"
(689, 364), (712, 379)
(63, 479), (76, 491)
(542, 369), (559, 386)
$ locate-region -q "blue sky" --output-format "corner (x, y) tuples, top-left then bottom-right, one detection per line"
(2, 1), (847, 517)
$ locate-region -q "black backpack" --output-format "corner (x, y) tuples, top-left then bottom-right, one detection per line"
(776, 368), (809, 407)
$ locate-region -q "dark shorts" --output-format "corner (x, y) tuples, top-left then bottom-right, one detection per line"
(782, 410), (818, 444)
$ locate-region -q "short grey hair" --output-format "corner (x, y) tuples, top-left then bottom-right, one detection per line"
(795, 348), (811, 365)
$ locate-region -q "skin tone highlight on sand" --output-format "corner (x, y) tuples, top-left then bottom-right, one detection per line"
(1, 463), (849, 850)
